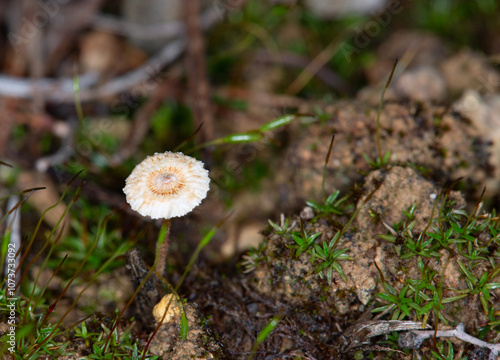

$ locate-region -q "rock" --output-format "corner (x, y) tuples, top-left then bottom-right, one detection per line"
(452, 90), (500, 193)
(364, 30), (448, 86)
(221, 221), (266, 258)
(356, 166), (456, 238)
(394, 65), (447, 103)
(441, 49), (500, 97)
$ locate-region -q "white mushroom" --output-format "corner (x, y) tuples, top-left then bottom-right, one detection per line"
(123, 151), (210, 220)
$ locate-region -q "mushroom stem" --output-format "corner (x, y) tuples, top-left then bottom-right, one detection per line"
(155, 219), (171, 277)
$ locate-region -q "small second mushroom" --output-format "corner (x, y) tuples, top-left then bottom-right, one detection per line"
(152, 294), (181, 325)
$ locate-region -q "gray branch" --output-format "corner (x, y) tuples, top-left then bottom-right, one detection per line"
(399, 323), (500, 360)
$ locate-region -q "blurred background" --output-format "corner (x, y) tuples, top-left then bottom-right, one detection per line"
(0, 0), (499, 353)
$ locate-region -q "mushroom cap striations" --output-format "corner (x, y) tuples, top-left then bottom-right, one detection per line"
(123, 152), (210, 219)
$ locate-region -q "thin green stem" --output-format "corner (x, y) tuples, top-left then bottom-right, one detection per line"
(73, 73), (84, 124)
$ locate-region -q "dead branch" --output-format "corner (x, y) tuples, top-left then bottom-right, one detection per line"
(184, 0), (214, 144)
(399, 323), (500, 360)
(0, 72), (98, 101)
(0, 39), (184, 102)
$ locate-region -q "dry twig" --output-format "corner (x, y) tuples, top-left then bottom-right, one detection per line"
(254, 49), (352, 94)
(399, 323), (500, 360)
(286, 30), (353, 95)
(340, 319), (428, 354)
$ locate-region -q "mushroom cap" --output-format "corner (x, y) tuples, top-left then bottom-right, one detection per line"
(152, 294), (181, 324)
(123, 151), (210, 219)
